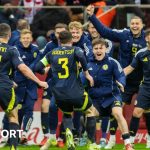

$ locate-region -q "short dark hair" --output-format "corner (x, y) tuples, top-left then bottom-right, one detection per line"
(0, 23), (11, 37)
(130, 16), (143, 23)
(17, 19), (30, 31)
(92, 38), (108, 47)
(55, 23), (68, 30)
(59, 30), (72, 44)
(145, 28), (150, 37)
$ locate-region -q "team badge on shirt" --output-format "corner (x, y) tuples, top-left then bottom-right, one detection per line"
(102, 64), (108, 70)
(33, 52), (37, 58)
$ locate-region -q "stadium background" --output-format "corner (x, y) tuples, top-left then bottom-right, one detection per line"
(0, 0), (150, 146)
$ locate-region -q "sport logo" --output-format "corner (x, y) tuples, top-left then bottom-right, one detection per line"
(0, 130), (23, 138)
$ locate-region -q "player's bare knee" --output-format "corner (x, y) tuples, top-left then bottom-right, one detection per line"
(113, 112), (122, 122)
(85, 105), (99, 117)
(41, 99), (50, 112)
(7, 107), (18, 123)
(112, 107), (123, 121)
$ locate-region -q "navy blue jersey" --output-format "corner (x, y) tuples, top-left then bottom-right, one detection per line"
(85, 31), (114, 57)
(0, 43), (23, 88)
(14, 42), (40, 82)
(131, 47), (150, 89)
(80, 55), (125, 107)
(8, 30), (20, 46)
(13, 42), (40, 100)
(89, 15), (146, 67)
(89, 14), (146, 86)
(73, 34), (93, 61)
(40, 46), (88, 100)
(39, 34), (58, 80)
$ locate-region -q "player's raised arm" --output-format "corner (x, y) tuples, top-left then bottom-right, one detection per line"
(86, 4), (95, 16)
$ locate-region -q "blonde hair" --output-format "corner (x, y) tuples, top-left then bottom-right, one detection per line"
(20, 29), (32, 36)
(69, 21), (83, 30)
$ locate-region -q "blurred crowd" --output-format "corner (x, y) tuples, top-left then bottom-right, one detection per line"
(0, 0), (150, 48)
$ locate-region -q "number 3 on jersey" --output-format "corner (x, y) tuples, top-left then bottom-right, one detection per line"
(58, 58), (69, 79)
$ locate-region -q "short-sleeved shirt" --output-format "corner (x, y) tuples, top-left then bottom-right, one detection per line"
(0, 43), (23, 88)
(40, 46), (88, 100)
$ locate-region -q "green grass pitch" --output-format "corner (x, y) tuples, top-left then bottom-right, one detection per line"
(1, 144), (148, 150)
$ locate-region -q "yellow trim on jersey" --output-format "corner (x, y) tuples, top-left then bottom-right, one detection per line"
(81, 91), (89, 110)
(76, 62), (79, 77)
(140, 77), (144, 85)
(63, 111), (72, 115)
(0, 55), (2, 62)
(6, 88), (15, 113)
(74, 91), (89, 111)
(8, 68), (12, 75)
(41, 57), (49, 67)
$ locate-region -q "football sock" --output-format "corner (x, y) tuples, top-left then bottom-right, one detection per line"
(86, 117), (96, 143)
(101, 117), (109, 139)
(109, 117), (118, 135)
(73, 111), (82, 137)
(49, 105), (58, 134)
(129, 116), (140, 136)
(145, 112), (150, 135)
(41, 112), (49, 134)
(23, 115), (33, 132)
(9, 122), (19, 149)
(122, 133), (130, 145)
(63, 114), (73, 131)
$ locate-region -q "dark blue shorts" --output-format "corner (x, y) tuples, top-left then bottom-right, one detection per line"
(93, 99), (122, 117)
(0, 87), (18, 113)
(122, 84), (139, 104)
(42, 80), (52, 100)
(136, 86), (150, 110)
(55, 91), (92, 114)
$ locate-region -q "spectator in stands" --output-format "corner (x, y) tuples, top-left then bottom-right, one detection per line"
(31, 0), (71, 50)
(8, 19), (30, 46)
(0, 0), (24, 31)
(116, 0), (145, 28)
(65, 0), (84, 22)
(66, 0), (117, 24)
(19, 0), (44, 24)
